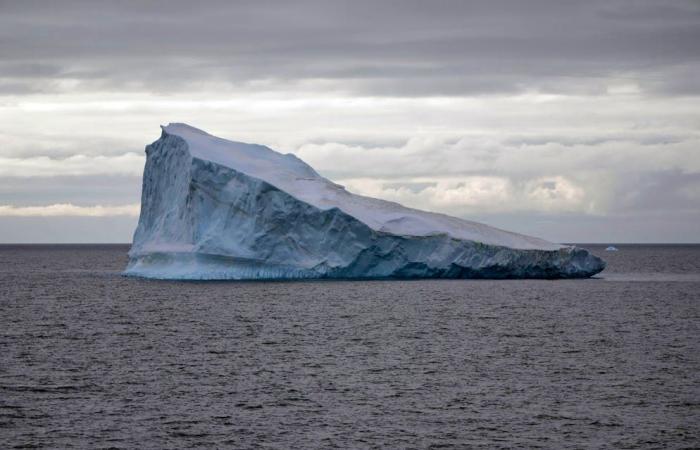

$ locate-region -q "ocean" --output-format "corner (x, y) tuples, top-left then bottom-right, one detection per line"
(1, 244), (698, 448)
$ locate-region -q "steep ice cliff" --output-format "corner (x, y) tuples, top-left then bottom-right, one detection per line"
(125, 123), (605, 279)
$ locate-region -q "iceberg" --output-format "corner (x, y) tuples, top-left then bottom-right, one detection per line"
(125, 123), (605, 280)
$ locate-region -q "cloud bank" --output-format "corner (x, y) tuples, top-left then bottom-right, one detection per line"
(0, 203), (140, 217)
(1, 0), (698, 242)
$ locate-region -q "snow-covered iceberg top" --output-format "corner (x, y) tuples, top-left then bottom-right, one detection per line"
(163, 123), (559, 250)
(125, 123), (605, 279)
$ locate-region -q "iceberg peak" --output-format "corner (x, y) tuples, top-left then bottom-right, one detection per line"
(162, 122), (213, 137)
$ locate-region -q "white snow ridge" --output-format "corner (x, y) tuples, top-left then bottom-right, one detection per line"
(124, 123), (605, 280)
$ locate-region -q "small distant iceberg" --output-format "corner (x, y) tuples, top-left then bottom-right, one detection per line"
(605, 246), (619, 251)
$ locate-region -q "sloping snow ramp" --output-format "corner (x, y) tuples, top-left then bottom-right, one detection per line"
(125, 123), (605, 280)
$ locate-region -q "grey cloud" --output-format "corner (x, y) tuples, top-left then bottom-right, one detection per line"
(0, 80), (49, 95)
(301, 133), (699, 181)
(1, 0), (699, 243)
(469, 210), (700, 244)
(0, 137), (145, 159)
(0, 62), (65, 77)
(382, 182), (437, 194)
(1, 0), (698, 96)
(503, 134), (689, 148)
(613, 170), (700, 214)
(0, 216), (138, 243)
(0, 175), (142, 205)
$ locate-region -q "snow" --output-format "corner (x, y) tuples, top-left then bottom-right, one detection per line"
(124, 123), (605, 280)
(163, 123), (560, 251)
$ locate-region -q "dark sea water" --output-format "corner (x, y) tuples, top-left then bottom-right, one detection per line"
(1, 244), (698, 449)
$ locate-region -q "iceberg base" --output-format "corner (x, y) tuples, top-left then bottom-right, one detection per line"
(124, 244), (605, 281)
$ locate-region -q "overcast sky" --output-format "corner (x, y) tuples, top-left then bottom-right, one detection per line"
(1, 0), (699, 243)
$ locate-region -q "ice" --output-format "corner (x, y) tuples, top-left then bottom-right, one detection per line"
(124, 123), (605, 279)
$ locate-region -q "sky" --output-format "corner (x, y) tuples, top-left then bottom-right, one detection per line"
(1, 0), (699, 243)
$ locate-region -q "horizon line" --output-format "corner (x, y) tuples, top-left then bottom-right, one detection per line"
(1, 242), (699, 246)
